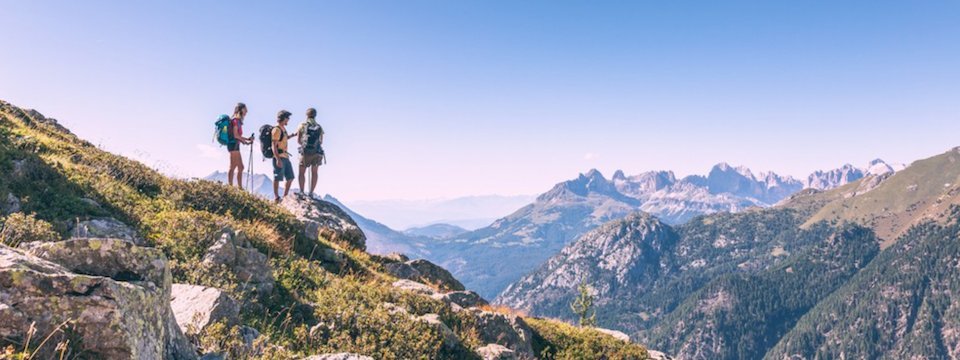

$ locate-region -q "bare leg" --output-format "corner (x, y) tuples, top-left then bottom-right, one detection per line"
(236, 162), (245, 190)
(284, 180), (293, 197)
(273, 179), (280, 202)
(310, 165), (319, 195)
(228, 151), (240, 186)
(298, 163), (307, 194)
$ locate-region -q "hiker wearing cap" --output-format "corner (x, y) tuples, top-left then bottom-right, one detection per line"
(271, 110), (297, 202)
(228, 103), (254, 190)
(297, 108), (325, 197)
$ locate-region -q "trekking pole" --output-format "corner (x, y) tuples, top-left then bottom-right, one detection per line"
(247, 135), (254, 192)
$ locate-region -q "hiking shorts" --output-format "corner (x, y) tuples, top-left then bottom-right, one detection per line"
(300, 153), (322, 168)
(227, 142), (240, 152)
(273, 157), (294, 181)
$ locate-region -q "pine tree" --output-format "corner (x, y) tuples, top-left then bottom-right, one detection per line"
(570, 280), (596, 327)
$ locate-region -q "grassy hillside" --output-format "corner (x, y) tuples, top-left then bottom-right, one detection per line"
(0, 100), (651, 359)
(796, 148), (960, 247)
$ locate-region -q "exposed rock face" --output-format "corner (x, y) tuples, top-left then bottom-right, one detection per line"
(171, 284), (240, 336)
(469, 309), (535, 359)
(202, 228), (274, 295)
(385, 258), (465, 291)
(67, 217), (143, 245)
(281, 193), (366, 251)
(476, 344), (518, 360)
(431, 290), (488, 309)
(301, 354), (374, 360)
(0, 240), (195, 359)
(496, 213), (678, 320)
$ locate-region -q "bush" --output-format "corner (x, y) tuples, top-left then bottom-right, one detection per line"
(0, 212), (59, 246)
(527, 318), (649, 360)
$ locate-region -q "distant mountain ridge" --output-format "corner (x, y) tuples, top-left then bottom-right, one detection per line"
(427, 160), (901, 298)
(496, 148), (960, 359)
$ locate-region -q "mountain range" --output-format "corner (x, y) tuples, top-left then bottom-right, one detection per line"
(424, 160), (899, 298)
(496, 148), (960, 359)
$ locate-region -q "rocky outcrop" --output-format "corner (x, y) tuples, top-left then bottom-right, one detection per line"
(476, 344), (518, 360)
(0, 240), (196, 359)
(171, 284), (240, 336)
(281, 193), (366, 251)
(202, 228), (274, 295)
(468, 309), (535, 359)
(432, 290), (488, 309)
(385, 258), (465, 291)
(67, 217), (144, 245)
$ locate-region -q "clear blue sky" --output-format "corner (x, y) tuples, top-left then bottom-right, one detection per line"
(2, 1), (958, 201)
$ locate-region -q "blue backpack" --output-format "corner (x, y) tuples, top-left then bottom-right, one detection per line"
(214, 115), (232, 146)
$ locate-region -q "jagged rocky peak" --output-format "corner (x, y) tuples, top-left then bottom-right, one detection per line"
(538, 168), (617, 200)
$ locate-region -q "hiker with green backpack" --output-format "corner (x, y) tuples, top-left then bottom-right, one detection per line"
(216, 103), (254, 190)
(297, 108), (325, 197)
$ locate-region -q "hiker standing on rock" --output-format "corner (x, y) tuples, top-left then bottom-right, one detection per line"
(297, 107), (324, 197)
(272, 110), (297, 203)
(227, 103), (254, 190)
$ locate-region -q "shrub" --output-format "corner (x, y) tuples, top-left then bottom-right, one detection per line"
(0, 213), (59, 246)
(527, 318), (649, 360)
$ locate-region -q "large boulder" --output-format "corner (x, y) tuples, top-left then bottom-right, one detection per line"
(468, 309), (535, 359)
(67, 217), (144, 245)
(202, 228), (274, 295)
(391, 279), (437, 295)
(281, 193), (366, 251)
(20, 238), (170, 297)
(0, 241), (196, 359)
(171, 284), (240, 336)
(384, 259), (465, 291)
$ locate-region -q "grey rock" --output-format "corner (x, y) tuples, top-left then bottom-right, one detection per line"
(391, 279), (436, 295)
(202, 228), (274, 295)
(468, 309), (535, 359)
(301, 354), (374, 360)
(21, 238), (170, 296)
(281, 193), (366, 251)
(476, 344), (518, 360)
(432, 290), (488, 309)
(593, 327), (630, 342)
(647, 349), (675, 360)
(384, 258), (465, 292)
(170, 284), (240, 336)
(0, 243), (196, 359)
(384, 261), (420, 280)
(68, 217), (143, 245)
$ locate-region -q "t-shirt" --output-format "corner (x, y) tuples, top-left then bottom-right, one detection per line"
(271, 126), (289, 158)
(229, 118), (243, 143)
